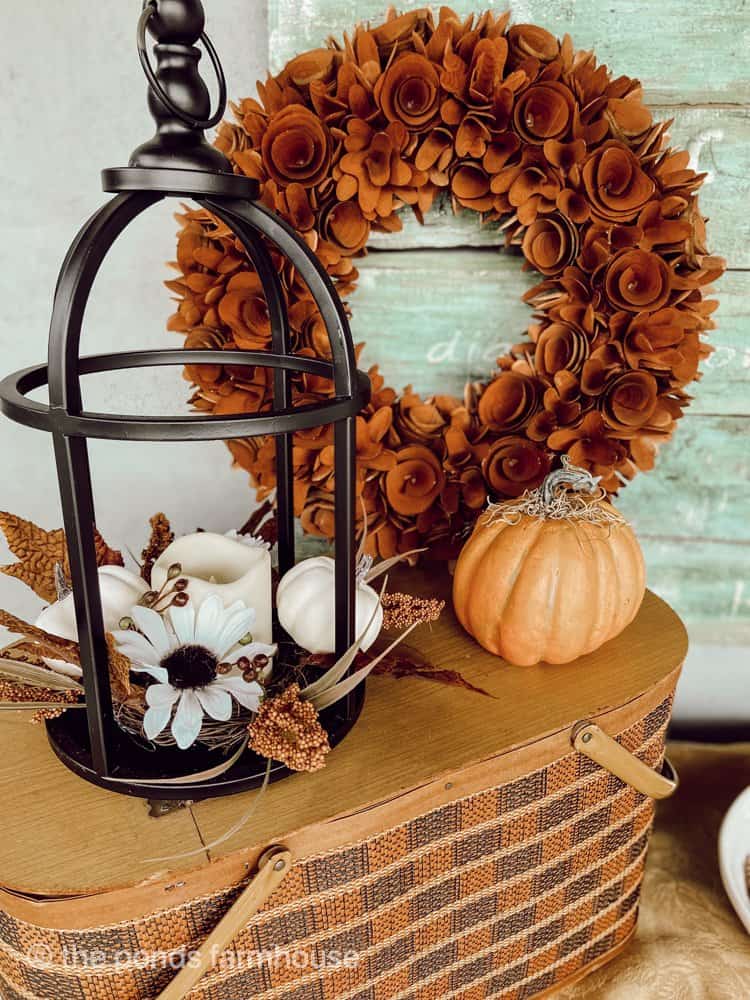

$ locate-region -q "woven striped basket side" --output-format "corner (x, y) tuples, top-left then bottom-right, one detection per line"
(0, 696), (672, 1000)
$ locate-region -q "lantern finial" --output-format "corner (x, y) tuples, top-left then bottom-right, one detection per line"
(126, 0), (231, 174)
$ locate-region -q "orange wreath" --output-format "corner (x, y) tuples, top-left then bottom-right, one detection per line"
(167, 7), (724, 559)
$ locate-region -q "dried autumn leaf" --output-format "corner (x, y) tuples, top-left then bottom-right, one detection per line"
(306, 646), (493, 698)
(1, 613), (130, 703)
(0, 513), (67, 603)
(0, 608), (81, 665)
(0, 512), (123, 602)
(372, 650), (495, 698)
(93, 531), (125, 571)
(106, 633), (131, 702)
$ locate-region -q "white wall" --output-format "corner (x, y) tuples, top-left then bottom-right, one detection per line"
(0, 0), (269, 623)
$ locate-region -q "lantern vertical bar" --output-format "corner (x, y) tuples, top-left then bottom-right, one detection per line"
(211, 203), (295, 576)
(52, 433), (112, 774)
(334, 415), (357, 672)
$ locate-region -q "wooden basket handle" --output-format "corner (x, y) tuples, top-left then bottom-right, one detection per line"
(157, 844), (293, 1000)
(572, 722), (678, 800)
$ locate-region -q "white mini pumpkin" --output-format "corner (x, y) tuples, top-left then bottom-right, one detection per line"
(35, 565), (149, 641)
(276, 556), (383, 654)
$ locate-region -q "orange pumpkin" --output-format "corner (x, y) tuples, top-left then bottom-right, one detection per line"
(452, 462), (645, 665)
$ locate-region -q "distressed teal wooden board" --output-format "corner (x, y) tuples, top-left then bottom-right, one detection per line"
(366, 108), (749, 267)
(351, 252), (747, 417)
(269, 0), (750, 103)
(641, 539), (750, 646)
(616, 415), (749, 542)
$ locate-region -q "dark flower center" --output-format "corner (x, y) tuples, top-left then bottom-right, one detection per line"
(162, 644), (218, 690)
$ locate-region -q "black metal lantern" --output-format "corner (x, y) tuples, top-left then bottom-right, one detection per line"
(0, 0), (370, 799)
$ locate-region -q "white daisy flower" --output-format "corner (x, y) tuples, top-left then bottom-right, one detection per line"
(111, 595), (276, 750)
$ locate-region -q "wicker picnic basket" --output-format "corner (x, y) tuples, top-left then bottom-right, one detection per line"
(0, 578), (686, 1000)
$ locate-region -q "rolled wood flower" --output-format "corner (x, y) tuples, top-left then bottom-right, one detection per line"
(300, 489), (337, 538)
(415, 125), (455, 176)
(527, 372), (583, 440)
(455, 115), (492, 159)
(482, 436), (550, 498)
(374, 53), (441, 132)
(451, 161), (494, 212)
(543, 138), (586, 173)
(636, 200), (693, 252)
(319, 199), (371, 255)
(467, 36), (509, 106)
(548, 411), (627, 471)
(336, 120), (422, 218)
(278, 182), (316, 232)
(444, 422), (476, 470)
(507, 24), (559, 63)
(284, 48), (338, 87)
(385, 445), (445, 515)
(228, 362), (277, 414)
(459, 465), (487, 509)
(482, 131), (521, 173)
(582, 141), (655, 222)
(514, 82), (576, 145)
(288, 299), (329, 358)
(521, 214), (579, 275)
(622, 308), (701, 385)
(478, 371), (540, 433)
(532, 321), (590, 378)
(580, 343), (625, 396)
(497, 152), (561, 224)
(222, 431), (266, 479)
(371, 9), (427, 54)
(601, 370), (659, 435)
(394, 388), (447, 444)
(217, 272), (272, 349)
(182, 326), (226, 387)
(604, 249), (671, 313)
(605, 97), (653, 139)
(261, 104), (332, 188)
(556, 188), (590, 224)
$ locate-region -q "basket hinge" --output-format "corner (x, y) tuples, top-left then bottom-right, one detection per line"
(572, 722), (678, 800)
(157, 844), (293, 1000)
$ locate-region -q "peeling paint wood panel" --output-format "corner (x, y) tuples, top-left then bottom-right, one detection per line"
(352, 253), (748, 417)
(269, 0), (750, 103)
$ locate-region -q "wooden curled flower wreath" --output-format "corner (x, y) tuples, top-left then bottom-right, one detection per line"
(167, 7), (724, 559)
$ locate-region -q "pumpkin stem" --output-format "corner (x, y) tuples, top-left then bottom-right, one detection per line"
(540, 457), (601, 508)
(483, 457), (626, 528)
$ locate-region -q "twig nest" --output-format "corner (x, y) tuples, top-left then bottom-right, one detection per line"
(277, 556), (383, 654)
(452, 461), (645, 665)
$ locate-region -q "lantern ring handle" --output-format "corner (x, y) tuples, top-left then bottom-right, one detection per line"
(137, 1), (228, 131)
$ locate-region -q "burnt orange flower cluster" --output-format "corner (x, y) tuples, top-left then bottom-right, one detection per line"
(167, 8), (723, 556)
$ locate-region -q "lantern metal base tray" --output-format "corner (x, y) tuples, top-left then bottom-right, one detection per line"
(45, 686), (366, 800)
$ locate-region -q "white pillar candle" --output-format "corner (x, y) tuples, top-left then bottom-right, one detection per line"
(150, 533), (273, 644)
